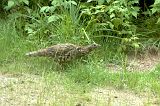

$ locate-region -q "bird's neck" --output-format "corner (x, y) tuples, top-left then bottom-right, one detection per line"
(80, 46), (93, 54)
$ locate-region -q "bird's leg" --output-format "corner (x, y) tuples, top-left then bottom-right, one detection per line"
(55, 60), (66, 71)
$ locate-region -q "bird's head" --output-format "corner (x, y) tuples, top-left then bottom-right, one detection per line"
(79, 43), (101, 54)
(86, 43), (101, 50)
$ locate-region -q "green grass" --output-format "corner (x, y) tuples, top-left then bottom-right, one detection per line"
(1, 18), (160, 105)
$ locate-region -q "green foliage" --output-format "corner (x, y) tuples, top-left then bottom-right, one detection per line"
(2, 0), (160, 50)
(23, 0), (83, 44)
(4, 0), (29, 10)
(39, 0), (77, 24)
(151, 0), (160, 14)
(152, 0), (160, 26)
(80, 0), (140, 50)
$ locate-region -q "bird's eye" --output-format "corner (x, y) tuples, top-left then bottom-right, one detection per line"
(93, 44), (97, 47)
(77, 48), (81, 51)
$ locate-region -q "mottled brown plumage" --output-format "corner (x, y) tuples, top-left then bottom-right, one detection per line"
(26, 43), (100, 63)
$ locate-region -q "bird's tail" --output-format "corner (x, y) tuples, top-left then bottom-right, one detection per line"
(25, 51), (39, 56)
(25, 49), (47, 57)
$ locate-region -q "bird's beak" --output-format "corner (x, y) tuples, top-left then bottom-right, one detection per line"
(97, 44), (101, 47)
(94, 43), (101, 47)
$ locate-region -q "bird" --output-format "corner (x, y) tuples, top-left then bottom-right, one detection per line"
(26, 43), (100, 63)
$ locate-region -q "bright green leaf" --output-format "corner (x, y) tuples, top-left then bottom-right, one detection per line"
(111, 18), (122, 29)
(98, 0), (105, 5)
(22, 0), (29, 5)
(8, 0), (15, 7)
(154, 0), (160, 4)
(151, 8), (158, 14)
(87, 0), (95, 2)
(156, 18), (160, 24)
(132, 42), (140, 49)
(4, 0), (15, 10)
(123, 38), (129, 43)
(133, 7), (140, 11)
(51, 0), (61, 6)
(109, 22), (114, 29)
(106, 0), (111, 3)
(94, 10), (104, 14)
(68, 1), (77, 5)
(113, 1), (120, 4)
(48, 15), (61, 23)
(110, 13), (115, 19)
(131, 11), (138, 18)
(40, 6), (50, 13)
(49, 6), (56, 12)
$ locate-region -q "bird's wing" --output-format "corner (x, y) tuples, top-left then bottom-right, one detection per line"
(45, 43), (79, 56)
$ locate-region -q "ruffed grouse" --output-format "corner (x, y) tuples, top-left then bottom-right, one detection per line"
(26, 43), (100, 63)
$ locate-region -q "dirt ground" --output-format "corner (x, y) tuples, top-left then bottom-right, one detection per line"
(106, 51), (160, 72)
(0, 73), (159, 106)
(1, 48), (160, 105)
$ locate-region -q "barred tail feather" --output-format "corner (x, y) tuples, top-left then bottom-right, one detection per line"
(25, 51), (39, 56)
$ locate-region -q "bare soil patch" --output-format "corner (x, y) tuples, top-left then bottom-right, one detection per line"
(89, 87), (159, 106)
(106, 52), (160, 72)
(0, 73), (159, 106)
(0, 73), (69, 105)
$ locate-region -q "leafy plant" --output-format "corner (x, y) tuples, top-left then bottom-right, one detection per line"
(4, 0), (29, 10)
(80, 0), (140, 50)
(24, 0), (84, 44)
(3, 0), (160, 51)
(152, 0), (160, 24)
(36, 0), (78, 29)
